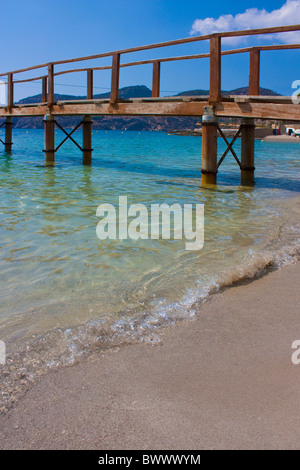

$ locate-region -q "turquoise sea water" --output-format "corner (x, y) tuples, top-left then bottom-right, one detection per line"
(0, 129), (300, 411)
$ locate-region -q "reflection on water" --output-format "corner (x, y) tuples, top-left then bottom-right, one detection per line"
(0, 131), (299, 335)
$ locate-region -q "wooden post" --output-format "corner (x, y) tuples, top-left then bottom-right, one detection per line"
(110, 53), (120, 103)
(48, 64), (54, 106)
(8, 73), (14, 108)
(209, 36), (221, 102)
(240, 118), (255, 185)
(152, 61), (160, 98)
(87, 70), (93, 99)
(249, 48), (260, 96)
(43, 114), (55, 164)
(82, 115), (93, 165)
(42, 77), (48, 103)
(4, 117), (13, 152)
(201, 107), (218, 185)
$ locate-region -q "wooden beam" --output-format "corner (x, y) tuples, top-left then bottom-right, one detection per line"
(240, 118), (255, 185)
(42, 76), (47, 103)
(43, 115), (55, 164)
(8, 73), (13, 108)
(87, 69), (93, 99)
(201, 116), (218, 185)
(249, 49), (260, 96)
(215, 101), (300, 121)
(14, 75), (47, 84)
(9, 43), (300, 86)
(82, 115), (93, 165)
(1, 99), (300, 121)
(110, 53), (120, 103)
(221, 24), (300, 39)
(48, 64), (54, 106)
(152, 61), (160, 98)
(55, 66), (111, 76)
(210, 36), (221, 102)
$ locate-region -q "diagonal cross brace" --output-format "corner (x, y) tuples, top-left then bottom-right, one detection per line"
(54, 120), (83, 152)
(217, 125), (242, 169)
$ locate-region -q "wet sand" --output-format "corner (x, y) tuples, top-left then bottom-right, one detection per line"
(1, 260), (300, 450)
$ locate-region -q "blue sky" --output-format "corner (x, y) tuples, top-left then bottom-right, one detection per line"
(0, 0), (299, 99)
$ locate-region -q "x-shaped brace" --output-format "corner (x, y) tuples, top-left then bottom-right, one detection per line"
(217, 125), (242, 169)
(54, 120), (83, 152)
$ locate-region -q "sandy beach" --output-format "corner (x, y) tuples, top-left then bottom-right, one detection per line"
(0, 259), (300, 450)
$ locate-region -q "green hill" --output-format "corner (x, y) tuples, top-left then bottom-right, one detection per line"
(17, 86), (152, 104)
(176, 87), (281, 97)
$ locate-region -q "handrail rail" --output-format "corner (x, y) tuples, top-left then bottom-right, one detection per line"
(0, 24), (299, 77)
(10, 43), (300, 83)
(1, 24), (299, 106)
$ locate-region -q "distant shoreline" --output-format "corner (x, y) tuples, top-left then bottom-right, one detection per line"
(169, 131), (300, 142)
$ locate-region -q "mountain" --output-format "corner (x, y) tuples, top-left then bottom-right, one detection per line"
(17, 85), (281, 105)
(177, 89), (224, 96)
(17, 86), (152, 104)
(227, 86), (281, 96)
(9, 85), (281, 132)
(12, 114), (198, 132)
(177, 87), (281, 97)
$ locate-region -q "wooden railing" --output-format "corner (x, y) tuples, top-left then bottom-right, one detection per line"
(0, 25), (299, 108)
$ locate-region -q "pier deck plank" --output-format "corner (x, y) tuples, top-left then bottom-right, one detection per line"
(1, 96), (299, 122)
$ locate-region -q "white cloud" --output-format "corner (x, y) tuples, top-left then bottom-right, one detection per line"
(190, 0), (300, 45)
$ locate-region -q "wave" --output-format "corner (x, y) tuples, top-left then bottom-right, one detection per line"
(1, 214), (300, 415)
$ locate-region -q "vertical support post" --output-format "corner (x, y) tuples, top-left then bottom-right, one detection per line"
(110, 53), (120, 103)
(152, 61), (160, 98)
(8, 73), (14, 109)
(43, 114), (55, 164)
(42, 77), (48, 103)
(249, 48), (260, 96)
(48, 63), (54, 106)
(5, 117), (13, 152)
(209, 36), (221, 103)
(87, 70), (93, 99)
(240, 118), (255, 185)
(201, 107), (218, 185)
(82, 115), (93, 165)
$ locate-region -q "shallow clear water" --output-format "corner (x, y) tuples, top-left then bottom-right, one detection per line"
(0, 129), (299, 411)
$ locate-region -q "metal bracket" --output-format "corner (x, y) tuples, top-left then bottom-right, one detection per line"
(240, 166), (256, 172)
(201, 169), (218, 175)
(202, 106), (217, 124)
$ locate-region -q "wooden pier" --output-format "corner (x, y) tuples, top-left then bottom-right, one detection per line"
(0, 24), (300, 185)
